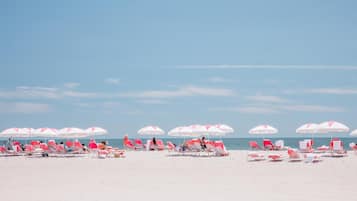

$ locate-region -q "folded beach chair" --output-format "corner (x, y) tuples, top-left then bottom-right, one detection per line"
(330, 140), (347, 157)
(249, 141), (261, 150)
(287, 148), (303, 162)
(247, 151), (265, 161)
(299, 140), (313, 153)
(214, 141), (229, 156)
(304, 153), (322, 163)
(263, 139), (274, 150)
(134, 139), (145, 150)
(315, 145), (329, 153)
(267, 153), (283, 161)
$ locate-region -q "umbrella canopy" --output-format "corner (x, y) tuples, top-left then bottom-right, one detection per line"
(203, 125), (226, 136)
(296, 123), (319, 134)
(33, 128), (58, 138)
(85, 127), (108, 136)
(58, 127), (87, 138)
(214, 124), (234, 134)
(350, 129), (357, 136)
(168, 126), (192, 137)
(138, 126), (165, 135)
(188, 124), (207, 137)
(249, 124), (278, 135)
(317, 121), (349, 133)
(0, 128), (29, 138)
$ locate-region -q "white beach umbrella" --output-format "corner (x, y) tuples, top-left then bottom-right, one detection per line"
(350, 129), (357, 136)
(138, 126), (165, 136)
(188, 124), (208, 137)
(168, 126), (192, 137)
(296, 123), (319, 134)
(33, 128), (58, 138)
(58, 127), (87, 138)
(203, 125), (226, 136)
(85, 127), (108, 136)
(0, 127), (29, 138)
(317, 121), (349, 133)
(249, 124), (278, 135)
(214, 124), (234, 134)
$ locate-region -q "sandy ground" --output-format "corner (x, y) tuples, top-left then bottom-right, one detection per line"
(0, 150), (356, 201)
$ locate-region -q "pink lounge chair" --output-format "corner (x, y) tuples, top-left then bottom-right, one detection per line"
(134, 139), (145, 150)
(214, 141), (229, 156)
(98, 149), (109, 159)
(166, 141), (176, 151)
(249, 141), (261, 150)
(205, 141), (216, 153)
(287, 148), (303, 162)
(65, 141), (73, 148)
(0, 145), (21, 156)
(263, 139), (274, 150)
(156, 140), (165, 151)
(123, 139), (135, 150)
(88, 140), (98, 150)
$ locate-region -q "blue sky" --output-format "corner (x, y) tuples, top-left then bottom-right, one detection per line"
(1, 0), (357, 137)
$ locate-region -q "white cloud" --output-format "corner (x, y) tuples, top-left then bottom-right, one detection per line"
(176, 64), (357, 70)
(216, 107), (279, 114)
(208, 77), (235, 83)
(280, 105), (344, 112)
(304, 88), (357, 95)
(64, 82), (80, 89)
(0, 86), (60, 99)
(105, 78), (120, 85)
(211, 104), (343, 114)
(62, 91), (98, 98)
(0, 102), (51, 114)
(246, 95), (288, 103)
(137, 99), (168, 104)
(120, 86), (235, 99)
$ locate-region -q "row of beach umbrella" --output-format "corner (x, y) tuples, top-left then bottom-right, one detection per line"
(0, 127), (107, 138)
(1, 120), (356, 139)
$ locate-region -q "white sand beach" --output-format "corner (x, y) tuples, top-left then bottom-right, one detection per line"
(1, 151), (356, 201)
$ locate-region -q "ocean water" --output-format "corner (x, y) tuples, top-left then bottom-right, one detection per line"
(3, 137), (356, 150)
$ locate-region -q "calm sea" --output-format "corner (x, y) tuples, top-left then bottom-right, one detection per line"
(3, 137), (356, 150)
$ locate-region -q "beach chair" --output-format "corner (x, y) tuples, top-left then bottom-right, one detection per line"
(331, 140), (347, 157)
(247, 151), (265, 161)
(156, 140), (165, 151)
(249, 141), (261, 150)
(0, 145), (21, 156)
(214, 141), (229, 156)
(263, 139), (274, 150)
(304, 153), (322, 163)
(166, 141), (176, 152)
(205, 141), (216, 153)
(315, 145), (329, 153)
(73, 140), (84, 153)
(134, 139), (145, 150)
(274, 140), (285, 150)
(299, 140), (313, 153)
(287, 148), (303, 162)
(268, 153), (283, 161)
(349, 143), (357, 153)
(88, 139), (98, 151)
(123, 139), (135, 150)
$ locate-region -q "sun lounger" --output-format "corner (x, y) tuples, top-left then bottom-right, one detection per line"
(268, 153), (283, 161)
(315, 145), (329, 153)
(304, 153), (322, 163)
(214, 141), (229, 156)
(299, 140), (313, 153)
(0, 145), (22, 156)
(247, 151), (265, 161)
(287, 148), (303, 162)
(330, 140), (347, 157)
(134, 139), (145, 150)
(263, 139), (274, 150)
(349, 143), (357, 153)
(249, 141), (261, 150)
(166, 141), (176, 152)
